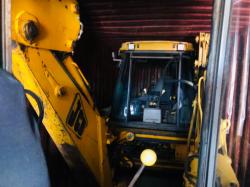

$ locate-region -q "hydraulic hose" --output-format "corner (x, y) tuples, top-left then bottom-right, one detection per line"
(24, 89), (44, 125)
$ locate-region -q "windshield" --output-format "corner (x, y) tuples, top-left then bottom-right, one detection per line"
(111, 52), (195, 130)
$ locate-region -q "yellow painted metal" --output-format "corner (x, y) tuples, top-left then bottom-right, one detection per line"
(183, 155), (198, 187)
(135, 133), (188, 142)
(63, 57), (94, 107)
(118, 131), (135, 142)
(216, 119), (239, 186)
(195, 33), (210, 68)
(184, 153), (239, 187)
(187, 99), (197, 152)
(136, 133), (189, 162)
(12, 0), (80, 52)
(12, 44), (112, 187)
(120, 41), (194, 52)
(194, 76), (205, 150)
(217, 154), (239, 187)
(219, 119), (230, 155)
(183, 71), (205, 187)
(118, 132), (189, 163)
(184, 96), (239, 187)
(12, 45), (75, 159)
(11, 0), (112, 186)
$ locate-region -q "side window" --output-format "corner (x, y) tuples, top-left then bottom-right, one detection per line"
(111, 54), (130, 121)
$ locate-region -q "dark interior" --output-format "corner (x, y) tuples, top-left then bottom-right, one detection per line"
(73, 0), (212, 109)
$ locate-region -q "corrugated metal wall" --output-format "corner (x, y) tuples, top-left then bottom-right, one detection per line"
(223, 30), (250, 186)
(223, 1), (250, 186)
(79, 0), (212, 42)
(74, 0), (213, 108)
(77, 0), (213, 43)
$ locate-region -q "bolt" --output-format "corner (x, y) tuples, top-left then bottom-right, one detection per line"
(54, 86), (66, 97)
(126, 132), (135, 141)
(24, 21), (39, 43)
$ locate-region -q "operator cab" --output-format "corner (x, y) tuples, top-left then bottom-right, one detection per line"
(109, 41), (195, 168)
(111, 41), (195, 131)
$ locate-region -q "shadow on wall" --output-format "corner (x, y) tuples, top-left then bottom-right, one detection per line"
(73, 32), (119, 109)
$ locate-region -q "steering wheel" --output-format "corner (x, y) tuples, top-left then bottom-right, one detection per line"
(160, 79), (195, 113)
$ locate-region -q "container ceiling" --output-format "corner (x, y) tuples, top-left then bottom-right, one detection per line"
(78, 0), (213, 45)
(78, 0), (250, 43)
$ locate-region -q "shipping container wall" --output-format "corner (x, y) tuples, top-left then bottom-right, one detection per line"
(74, 35), (118, 109)
(74, 0), (213, 108)
(222, 1), (250, 186)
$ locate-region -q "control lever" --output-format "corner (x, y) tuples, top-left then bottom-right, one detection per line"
(128, 149), (157, 187)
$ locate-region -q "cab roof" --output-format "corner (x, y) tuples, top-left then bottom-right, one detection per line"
(120, 41), (194, 52)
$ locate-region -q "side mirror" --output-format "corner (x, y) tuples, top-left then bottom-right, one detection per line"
(112, 52), (122, 68)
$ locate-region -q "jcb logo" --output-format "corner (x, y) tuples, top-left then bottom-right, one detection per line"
(66, 94), (87, 138)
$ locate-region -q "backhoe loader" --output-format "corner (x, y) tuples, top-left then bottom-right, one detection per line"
(2, 0), (239, 186)
(109, 41), (196, 169)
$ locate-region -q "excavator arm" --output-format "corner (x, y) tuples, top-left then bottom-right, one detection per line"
(11, 0), (112, 186)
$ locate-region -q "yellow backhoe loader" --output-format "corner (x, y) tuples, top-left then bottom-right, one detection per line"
(1, 0), (239, 186)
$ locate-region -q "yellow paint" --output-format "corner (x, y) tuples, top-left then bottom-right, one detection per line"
(187, 99), (197, 152)
(118, 131), (135, 142)
(12, 46), (75, 161)
(135, 134), (190, 162)
(14, 11), (39, 44)
(13, 44), (111, 186)
(12, 44), (112, 186)
(135, 133), (188, 142)
(195, 32), (210, 68)
(11, 0), (112, 185)
(12, 0), (80, 52)
(184, 153), (239, 187)
(120, 41), (194, 52)
(218, 119), (231, 155)
(217, 154), (239, 187)
(217, 119), (239, 186)
(183, 154), (198, 187)
(63, 57), (94, 107)
(44, 69), (65, 97)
